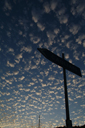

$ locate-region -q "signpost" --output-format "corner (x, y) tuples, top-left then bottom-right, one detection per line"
(37, 48), (82, 128)
(37, 48), (82, 77)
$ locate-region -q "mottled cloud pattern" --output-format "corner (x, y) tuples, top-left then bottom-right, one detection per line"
(0, 0), (85, 128)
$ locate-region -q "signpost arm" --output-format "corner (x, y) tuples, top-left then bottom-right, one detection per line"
(62, 53), (72, 128)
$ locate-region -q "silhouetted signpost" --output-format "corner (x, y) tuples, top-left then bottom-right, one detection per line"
(37, 48), (82, 128)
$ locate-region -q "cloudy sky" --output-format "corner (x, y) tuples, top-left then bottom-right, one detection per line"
(0, 0), (85, 128)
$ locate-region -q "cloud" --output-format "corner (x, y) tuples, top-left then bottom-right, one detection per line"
(81, 70), (85, 76)
(37, 22), (45, 31)
(46, 30), (56, 46)
(66, 41), (71, 48)
(0, 47), (1, 51)
(56, 6), (68, 24)
(83, 40), (85, 47)
(7, 98), (14, 102)
(41, 59), (47, 65)
(69, 24), (80, 35)
(7, 47), (14, 53)
(61, 34), (70, 44)
(1, 76), (5, 80)
(30, 35), (41, 44)
(6, 60), (15, 67)
(43, 2), (51, 13)
(69, 97), (73, 101)
(54, 28), (60, 35)
(32, 12), (39, 23)
(18, 76), (25, 81)
(13, 90), (20, 95)
(48, 75), (55, 81)
(49, 91), (54, 94)
(16, 53), (23, 60)
(73, 50), (80, 60)
(33, 58), (40, 65)
(18, 84), (23, 88)
(76, 3), (85, 15)
(44, 70), (49, 76)
(41, 83), (47, 87)
(50, 0), (57, 11)
(15, 53), (23, 63)
(3, 0), (12, 11)
(36, 92), (42, 96)
(20, 46), (32, 53)
(32, 7), (43, 23)
(70, 0), (85, 18)
(80, 104), (85, 108)
(76, 95), (82, 99)
(58, 15), (68, 24)
(65, 53), (69, 59)
(13, 71), (19, 75)
(5, 71), (12, 76)
(47, 30), (55, 40)
(24, 65), (31, 71)
(7, 31), (11, 37)
(76, 34), (85, 44)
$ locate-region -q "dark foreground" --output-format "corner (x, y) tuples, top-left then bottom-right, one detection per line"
(55, 124), (85, 128)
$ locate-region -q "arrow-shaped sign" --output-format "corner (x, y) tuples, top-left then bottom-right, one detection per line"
(37, 48), (82, 77)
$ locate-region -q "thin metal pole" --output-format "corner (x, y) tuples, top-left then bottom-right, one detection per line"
(62, 53), (72, 128)
(62, 53), (70, 121)
(39, 115), (40, 128)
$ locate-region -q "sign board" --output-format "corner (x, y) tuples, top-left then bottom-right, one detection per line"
(37, 48), (82, 77)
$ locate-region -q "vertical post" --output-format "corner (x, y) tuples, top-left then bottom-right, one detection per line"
(62, 53), (72, 128)
(39, 115), (40, 128)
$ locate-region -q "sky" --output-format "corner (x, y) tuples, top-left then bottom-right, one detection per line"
(0, 0), (85, 128)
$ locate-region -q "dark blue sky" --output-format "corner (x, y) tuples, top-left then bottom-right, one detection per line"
(0, 0), (85, 127)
